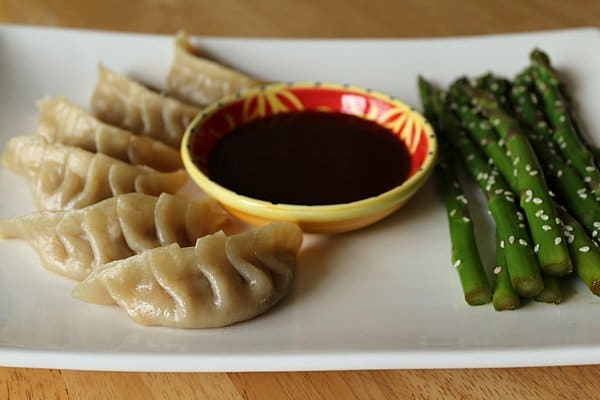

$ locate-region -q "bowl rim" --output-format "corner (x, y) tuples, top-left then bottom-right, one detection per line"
(180, 81), (438, 221)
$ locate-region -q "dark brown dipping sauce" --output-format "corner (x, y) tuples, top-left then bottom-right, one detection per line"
(207, 111), (411, 205)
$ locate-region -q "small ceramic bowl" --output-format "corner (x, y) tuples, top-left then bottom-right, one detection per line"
(181, 82), (437, 233)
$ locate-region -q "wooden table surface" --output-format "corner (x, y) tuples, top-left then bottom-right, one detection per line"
(1, 0), (600, 398)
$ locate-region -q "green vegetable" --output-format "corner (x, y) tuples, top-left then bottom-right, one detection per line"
(419, 77), (543, 297)
(464, 86), (572, 277)
(508, 80), (600, 239)
(529, 49), (600, 198)
(492, 230), (520, 310)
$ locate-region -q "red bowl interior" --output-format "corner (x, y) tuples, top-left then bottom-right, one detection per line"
(189, 84), (433, 180)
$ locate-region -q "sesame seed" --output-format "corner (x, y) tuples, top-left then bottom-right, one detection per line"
(509, 236), (515, 244)
(506, 196), (515, 203)
(594, 221), (600, 229)
(560, 142), (567, 149)
(453, 259), (462, 268)
(555, 237), (562, 245)
(492, 118), (501, 126)
(568, 235), (575, 244)
(557, 170), (563, 178)
(585, 177), (592, 183)
(513, 157), (520, 165)
(565, 225), (574, 232)
(531, 94), (538, 104)
(450, 209), (457, 217)
(517, 212), (524, 221)
(456, 195), (468, 204)
(564, 230), (573, 238)
(493, 266), (502, 275)
(580, 246), (591, 253)
(534, 244), (540, 253)
(500, 240), (505, 248)
(495, 188), (504, 195)
(556, 217), (563, 225)
(462, 217), (470, 222)
(593, 230), (598, 238)
(519, 239), (528, 246)
(549, 190), (555, 197)
(559, 115), (566, 123)
(530, 170), (539, 176)
(586, 166), (596, 172)
(525, 164), (532, 172)
(542, 225), (552, 231)
(535, 210), (544, 217)
(533, 198), (543, 204)
(580, 193), (588, 199)
(541, 215), (549, 221)
(578, 188), (587, 194)
(519, 223), (526, 228)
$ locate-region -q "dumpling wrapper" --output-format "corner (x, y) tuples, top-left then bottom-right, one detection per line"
(0, 193), (228, 280)
(1, 135), (187, 211)
(90, 64), (201, 148)
(73, 221), (303, 329)
(37, 97), (182, 172)
(166, 31), (260, 106)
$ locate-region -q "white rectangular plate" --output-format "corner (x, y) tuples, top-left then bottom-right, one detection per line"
(1, 24), (600, 372)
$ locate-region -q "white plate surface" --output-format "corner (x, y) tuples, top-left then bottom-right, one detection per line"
(0, 24), (599, 372)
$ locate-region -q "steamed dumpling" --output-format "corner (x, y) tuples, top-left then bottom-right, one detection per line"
(90, 64), (201, 148)
(166, 31), (260, 106)
(72, 221), (303, 328)
(37, 97), (182, 172)
(1, 135), (187, 210)
(0, 193), (229, 280)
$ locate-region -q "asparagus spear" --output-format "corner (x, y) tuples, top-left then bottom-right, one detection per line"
(464, 86), (572, 277)
(448, 81), (518, 193)
(436, 148), (492, 305)
(556, 206), (600, 296)
(529, 49), (600, 197)
(492, 230), (520, 310)
(508, 81), (600, 238)
(534, 274), (562, 304)
(421, 80), (492, 305)
(419, 77), (543, 297)
(479, 75), (600, 295)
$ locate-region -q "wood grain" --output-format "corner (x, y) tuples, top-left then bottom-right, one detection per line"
(1, 1), (600, 399)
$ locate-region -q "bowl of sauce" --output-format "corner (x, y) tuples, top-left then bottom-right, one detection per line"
(181, 82), (437, 233)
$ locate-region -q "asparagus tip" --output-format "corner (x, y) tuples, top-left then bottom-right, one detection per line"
(530, 48), (551, 65)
